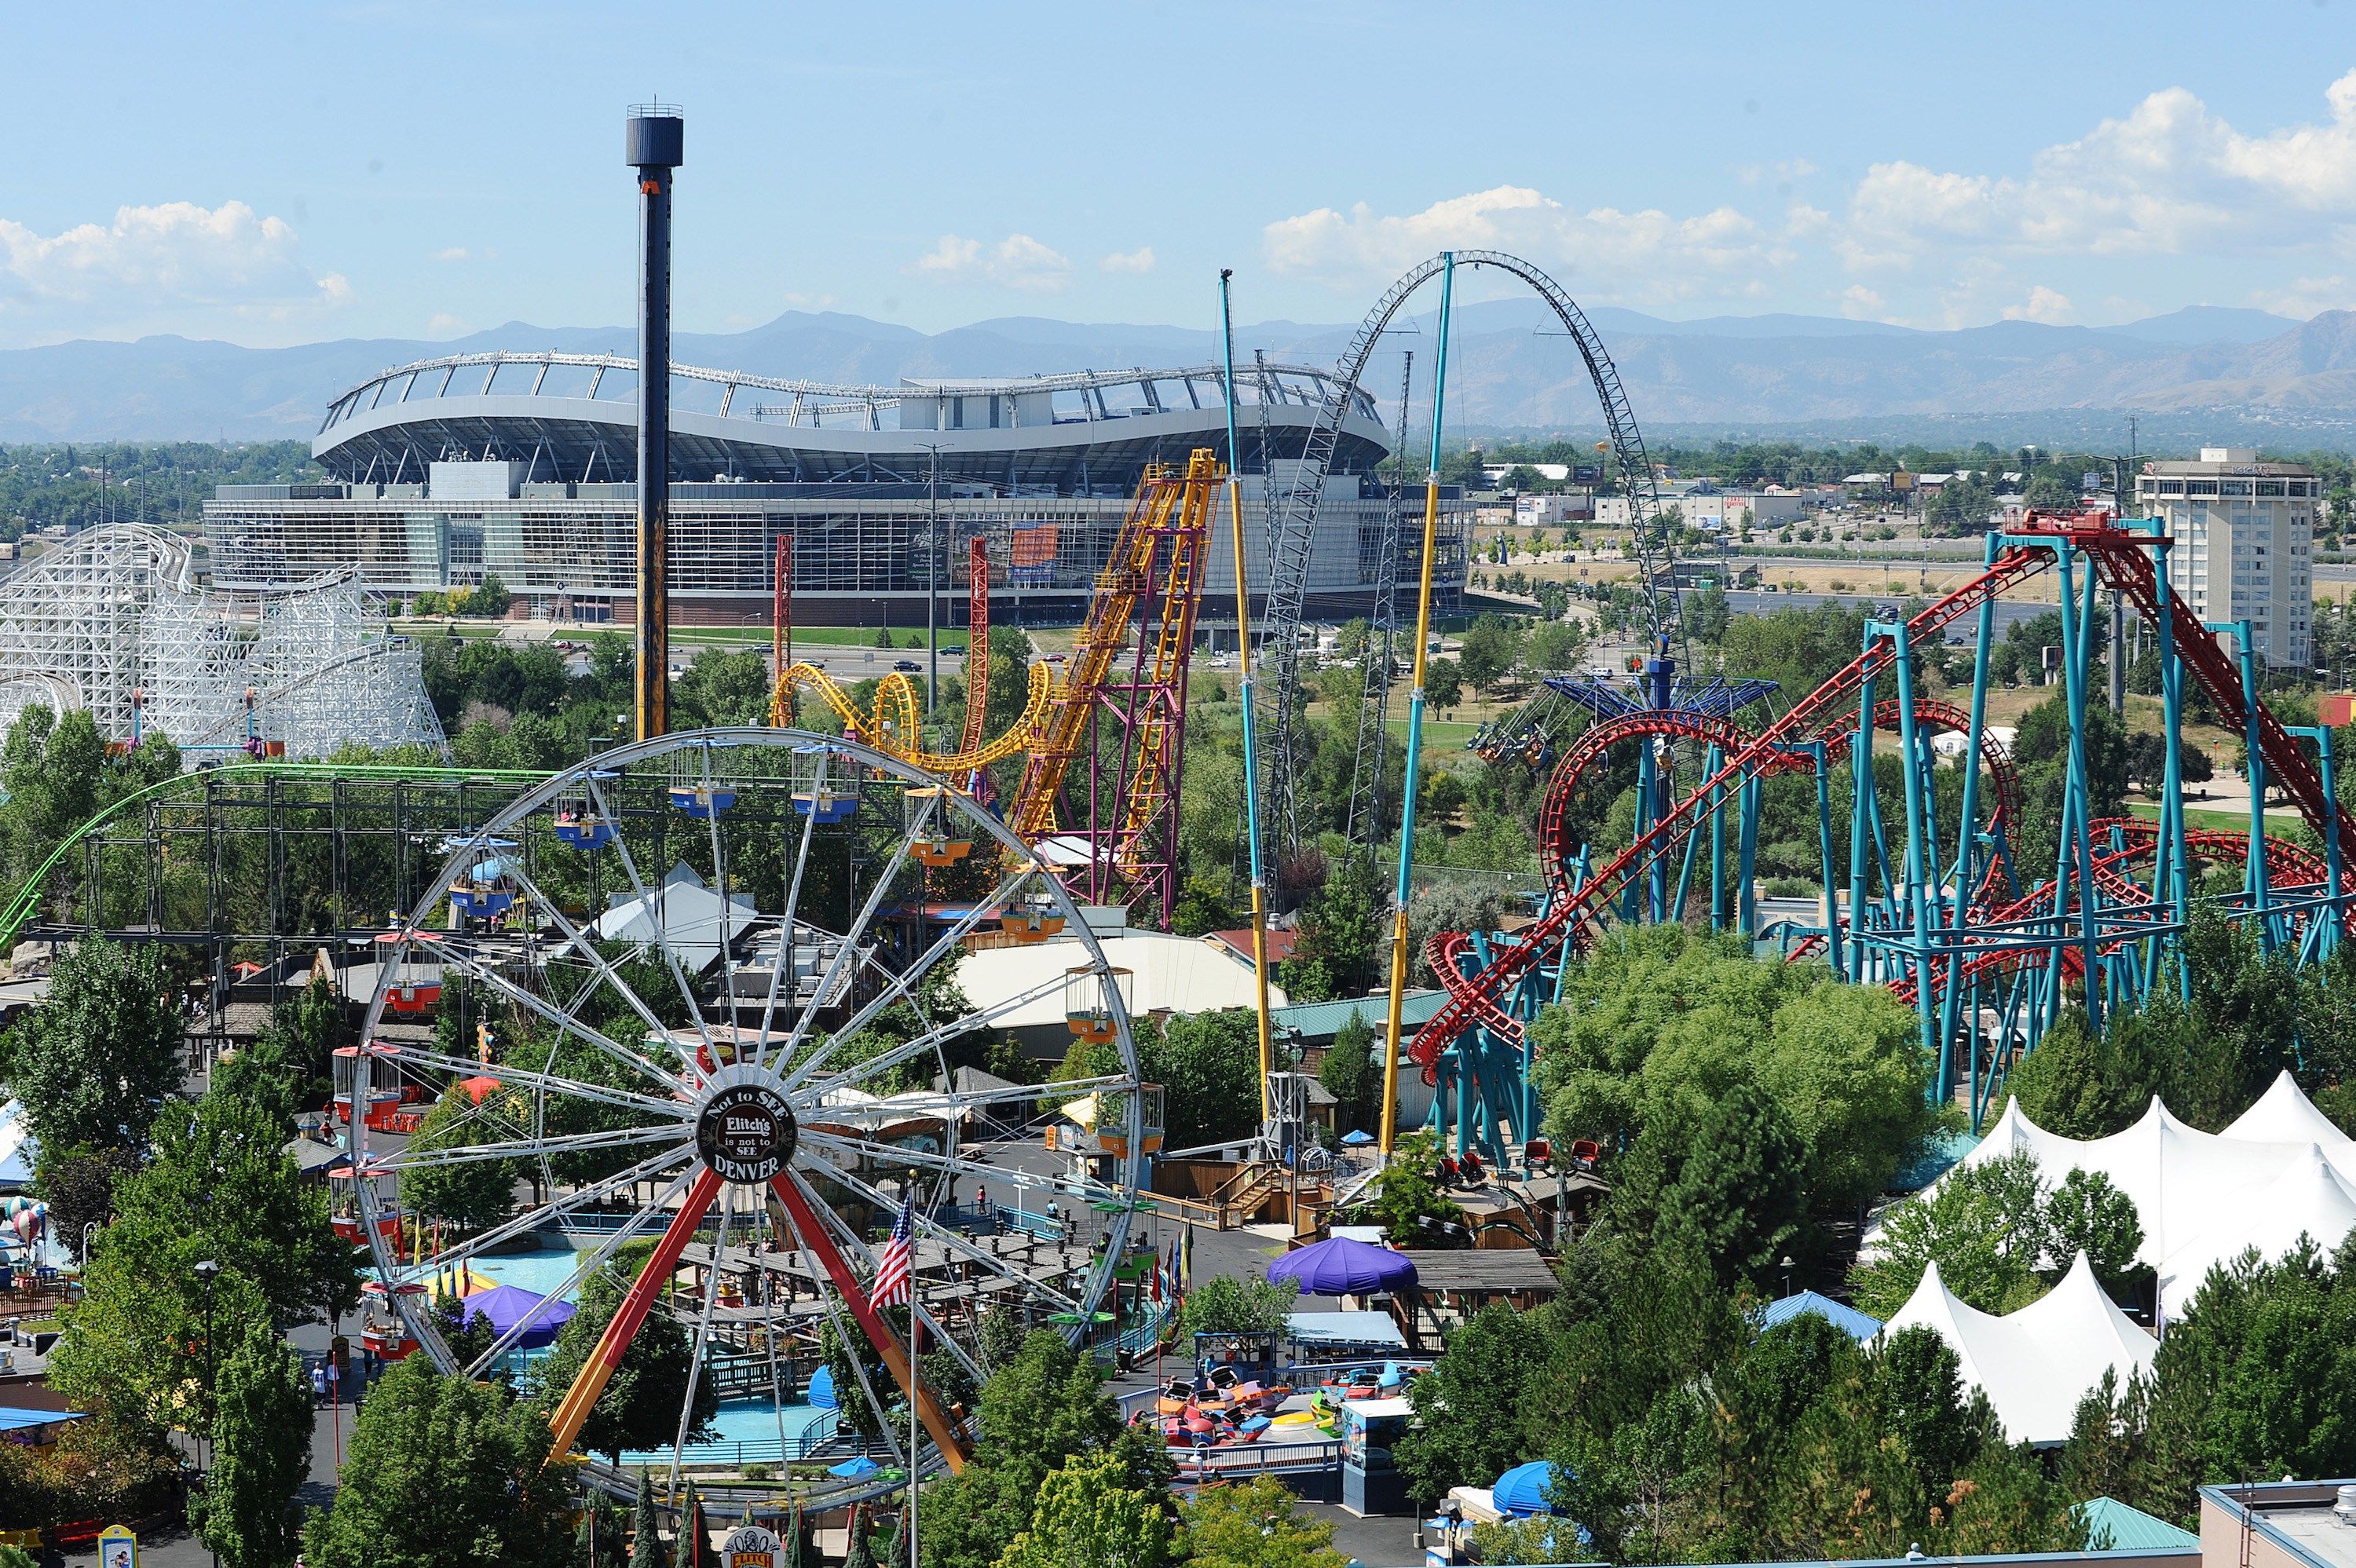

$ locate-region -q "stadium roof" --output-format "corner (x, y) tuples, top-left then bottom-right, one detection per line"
(312, 351), (1393, 491)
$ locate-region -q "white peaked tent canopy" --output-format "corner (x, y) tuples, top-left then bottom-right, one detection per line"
(2157, 1142), (2356, 1320)
(1959, 1073), (2356, 1265)
(1886, 1253), (2157, 1446)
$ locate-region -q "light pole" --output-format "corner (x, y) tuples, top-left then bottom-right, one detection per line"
(193, 1257), (221, 1568)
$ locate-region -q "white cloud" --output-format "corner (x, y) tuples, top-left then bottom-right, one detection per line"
(0, 201), (350, 325)
(1099, 246), (1155, 274)
(909, 232), (1072, 293)
(1840, 284), (1887, 320)
(426, 313), (471, 338)
(2249, 274), (2356, 317)
(1841, 70), (2356, 272)
(2000, 285), (2076, 324)
(434, 246), (471, 261)
(1262, 185), (1786, 306)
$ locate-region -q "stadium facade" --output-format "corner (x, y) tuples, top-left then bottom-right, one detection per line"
(203, 353), (1469, 627)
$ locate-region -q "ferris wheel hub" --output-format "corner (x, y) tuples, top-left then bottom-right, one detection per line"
(694, 1072), (799, 1185)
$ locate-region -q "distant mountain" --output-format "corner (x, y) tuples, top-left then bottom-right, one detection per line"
(2, 303), (2351, 445)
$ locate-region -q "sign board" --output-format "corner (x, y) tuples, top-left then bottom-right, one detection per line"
(2082, 471), (2105, 492)
(723, 1523), (783, 1568)
(1571, 464), (1601, 484)
(99, 1525), (138, 1568)
(2321, 693), (2356, 728)
(1890, 470), (1915, 492)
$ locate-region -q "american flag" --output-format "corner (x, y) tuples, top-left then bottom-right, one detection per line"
(871, 1197), (915, 1309)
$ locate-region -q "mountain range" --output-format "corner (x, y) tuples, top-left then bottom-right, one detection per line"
(6, 299), (2356, 449)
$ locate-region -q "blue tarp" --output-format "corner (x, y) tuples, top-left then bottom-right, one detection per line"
(1286, 1311), (1407, 1349)
(0, 1407), (87, 1435)
(1757, 1290), (1883, 1344)
(1493, 1460), (1561, 1515)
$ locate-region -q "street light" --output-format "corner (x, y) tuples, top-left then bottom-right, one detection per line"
(192, 1257), (221, 1568)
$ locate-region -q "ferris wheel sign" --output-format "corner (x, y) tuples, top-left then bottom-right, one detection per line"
(696, 1083), (799, 1184)
(722, 1523), (782, 1567)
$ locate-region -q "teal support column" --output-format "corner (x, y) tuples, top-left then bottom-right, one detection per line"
(1708, 742), (1726, 932)
(2289, 723), (2340, 960)
(1804, 742), (1842, 972)
(1888, 622), (1945, 1096)
(2152, 532), (2192, 998)
(2053, 545), (2105, 1033)
(1849, 665), (1877, 983)
(1739, 773), (1762, 939)
(2209, 619), (2272, 947)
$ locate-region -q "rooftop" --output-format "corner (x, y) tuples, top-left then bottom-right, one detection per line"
(2204, 1480), (2356, 1568)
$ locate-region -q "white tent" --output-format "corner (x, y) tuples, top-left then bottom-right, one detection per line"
(591, 861), (759, 974)
(0, 1100), (35, 1193)
(2222, 1070), (2356, 1184)
(2157, 1142), (2356, 1320)
(1885, 1252), (2157, 1446)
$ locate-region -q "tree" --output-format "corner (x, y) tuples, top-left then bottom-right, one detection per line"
(1282, 851), (1387, 1002)
(1611, 1080), (1809, 1290)
(917, 1331), (1169, 1568)
(1849, 1151), (2051, 1319)
(1341, 1129), (1465, 1245)
(1138, 1009), (1268, 1150)
(2043, 1168), (2145, 1295)
(194, 1316), (313, 1568)
(303, 1356), (578, 1568)
(1456, 614), (1524, 696)
(470, 571), (513, 617)
(1, 934), (184, 1154)
(630, 1469), (668, 1568)
(997, 1453), (1173, 1568)
(1423, 658), (1463, 713)
(1177, 1274), (1299, 1340)
(1395, 1303), (1550, 1505)
(532, 1263), (717, 1462)
(1318, 1013), (1377, 1134)
(1177, 1475), (1344, 1568)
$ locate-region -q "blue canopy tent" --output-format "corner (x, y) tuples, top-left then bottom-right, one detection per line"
(1757, 1290), (1882, 1343)
(1492, 1460), (1563, 1516)
(460, 1284), (576, 1351)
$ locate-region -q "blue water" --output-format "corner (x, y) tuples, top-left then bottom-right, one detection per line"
(620, 1398), (833, 1462)
(473, 1245), (597, 1297)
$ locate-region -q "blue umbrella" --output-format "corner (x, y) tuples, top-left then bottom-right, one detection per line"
(1492, 1460), (1561, 1516)
(1340, 1130), (1376, 1146)
(828, 1456), (879, 1478)
(807, 1365), (837, 1409)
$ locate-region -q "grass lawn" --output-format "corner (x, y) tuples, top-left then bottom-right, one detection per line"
(2124, 800), (2283, 835)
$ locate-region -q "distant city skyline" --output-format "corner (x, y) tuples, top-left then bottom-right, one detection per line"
(6, 2), (2356, 351)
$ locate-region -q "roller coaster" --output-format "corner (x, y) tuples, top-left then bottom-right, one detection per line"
(1414, 516), (2352, 1158)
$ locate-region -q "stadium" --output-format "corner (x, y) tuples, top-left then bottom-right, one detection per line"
(203, 351), (1467, 626)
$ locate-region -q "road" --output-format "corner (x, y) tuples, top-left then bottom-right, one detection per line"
(1721, 588), (2058, 638)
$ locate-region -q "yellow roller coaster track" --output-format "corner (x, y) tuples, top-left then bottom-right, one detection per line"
(767, 660), (1052, 775)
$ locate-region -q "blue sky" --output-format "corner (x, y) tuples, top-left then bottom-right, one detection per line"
(5, 0), (2356, 349)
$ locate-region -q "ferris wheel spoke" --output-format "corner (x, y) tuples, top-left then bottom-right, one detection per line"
(777, 864), (1036, 1093)
(752, 748), (832, 1050)
(369, 1040), (690, 1121)
(810, 984), (1081, 1109)
(668, 1180), (739, 1495)
(938, 1073), (1132, 1116)
(763, 808), (931, 1078)
(796, 1144), (1084, 1315)
(390, 1143), (696, 1289)
(799, 1128), (1116, 1211)
(459, 1160), (702, 1377)
(496, 860), (700, 1094)
(426, 934), (688, 1099)
(369, 1121), (690, 1174)
(582, 769), (719, 1063)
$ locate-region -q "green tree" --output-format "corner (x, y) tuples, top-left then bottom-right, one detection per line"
(1457, 615), (1524, 696)
(1423, 658), (1463, 713)
(532, 1264), (717, 1462)
(1318, 1013), (1377, 1134)
(918, 1331), (1169, 1568)
(1282, 852), (1387, 1001)
(303, 1356), (577, 1568)
(630, 1469), (668, 1568)
(470, 571), (514, 616)
(1848, 1152), (2051, 1319)
(997, 1452), (1173, 1568)
(1138, 1009), (1268, 1150)
(1341, 1129), (1465, 1245)
(1394, 1303), (1550, 1505)
(1177, 1274), (1300, 1340)
(194, 1316), (313, 1568)
(1177, 1475), (1344, 1568)
(1, 934), (184, 1154)
(2043, 1168), (2145, 1295)
(1611, 1079), (1809, 1290)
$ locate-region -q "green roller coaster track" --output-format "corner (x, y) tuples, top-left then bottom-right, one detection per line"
(0, 760), (553, 956)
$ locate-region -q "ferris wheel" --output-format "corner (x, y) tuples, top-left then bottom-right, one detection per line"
(339, 729), (1154, 1501)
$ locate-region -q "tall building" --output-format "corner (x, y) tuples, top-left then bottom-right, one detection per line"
(2135, 448), (2316, 669)
(203, 353), (1464, 627)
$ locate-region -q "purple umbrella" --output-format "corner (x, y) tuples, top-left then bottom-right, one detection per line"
(1266, 1237), (1418, 1296)
(461, 1283), (577, 1350)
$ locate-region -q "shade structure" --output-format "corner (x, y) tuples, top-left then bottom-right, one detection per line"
(1340, 1130), (1376, 1146)
(1492, 1460), (1561, 1516)
(460, 1284), (576, 1350)
(1758, 1290), (1883, 1344)
(1266, 1237), (1418, 1296)
(828, 1456), (878, 1478)
(807, 1364), (837, 1409)
(1886, 1253), (2155, 1446)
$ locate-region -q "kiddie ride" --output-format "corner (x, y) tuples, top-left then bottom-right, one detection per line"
(1417, 514), (2354, 1161)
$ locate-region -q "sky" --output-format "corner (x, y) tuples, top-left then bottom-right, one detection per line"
(5, 1), (2356, 350)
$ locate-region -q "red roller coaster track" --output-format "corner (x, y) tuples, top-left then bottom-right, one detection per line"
(1411, 518), (2356, 1087)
